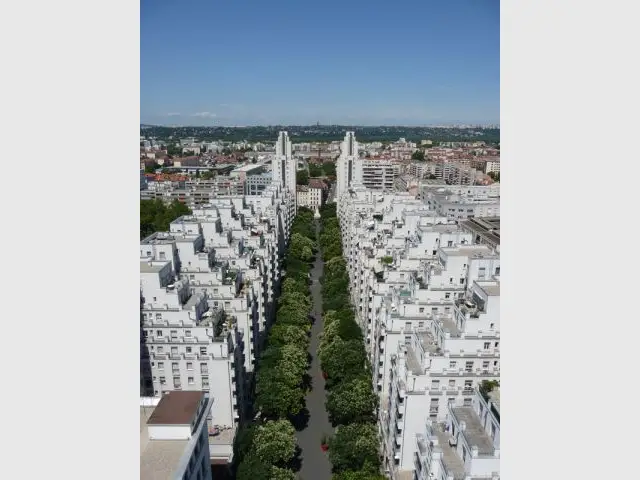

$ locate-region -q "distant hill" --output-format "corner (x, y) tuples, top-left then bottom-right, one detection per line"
(138, 125), (500, 144)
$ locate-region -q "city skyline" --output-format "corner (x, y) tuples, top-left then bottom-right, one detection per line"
(141, 0), (500, 126)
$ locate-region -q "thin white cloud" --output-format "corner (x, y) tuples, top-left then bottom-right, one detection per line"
(166, 112), (181, 116)
(191, 112), (216, 118)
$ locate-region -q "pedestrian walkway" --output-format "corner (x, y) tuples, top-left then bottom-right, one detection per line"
(295, 219), (333, 479)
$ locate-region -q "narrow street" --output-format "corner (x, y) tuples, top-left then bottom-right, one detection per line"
(295, 219), (333, 479)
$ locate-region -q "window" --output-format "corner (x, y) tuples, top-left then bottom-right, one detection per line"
(173, 376), (181, 388)
(463, 398), (472, 406)
(444, 306), (451, 313)
(202, 377), (209, 388)
(153, 297), (157, 302)
(213, 288), (218, 294)
(445, 293), (451, 299)
(186, 347), (192, 353)
(448, 379), (456, 388)
(447, 241), (453, 247)
(484, 342), (491, 349)
(188, 377), (194, 385)
(155, 314), (162, 320)
(172, 362), (179, 372)
(465, 361), (474, 372)
(157, 362), (164, 370)
(495, 342), (499, 348)
(449, 277), (454, 284)
(431, 307), (438, 314)
(159, 251), (166, 260)
(494, 361), (498, 366)
(464, 380), (473, 388)
(419, 307), (424, 313)
(431, 380), (439, 389)
(200, 363), (208, 374)
(495, 266), (500, 275)
(185, 330), (191, 337)
(200, 347), (207, 355)
(170, 330), (177, 337)
(482, 361), (490, 369)
(156, 330), (162, 336)
(478, 267), (486, 279)
(432, 250), (437, 255)
(404, 322), (411, 330)
(159, 377), (166, 385)
(490, 323), (495, 329)
(418, 321), (424, 328)
(449, 361), (457, 368)
(157, 346), (164, 353)
(186, 362), (193, 370)
(189, 274), (195, 280)
(171, 347), (178, 355)
(224, 301), (230, 308)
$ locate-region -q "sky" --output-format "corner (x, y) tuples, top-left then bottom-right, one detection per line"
(141, 0), (499, 126)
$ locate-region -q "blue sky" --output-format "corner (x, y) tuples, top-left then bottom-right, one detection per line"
(141, 0), (499, 126)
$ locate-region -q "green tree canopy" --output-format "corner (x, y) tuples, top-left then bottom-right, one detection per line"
(327, 377), (378, 425)
(333, 471), (387, 480)
(329, 423), (380, 474)
(320, 338), (368, 388)
(253, 420), (297, 466)
(140, 199), (191, 239)
(236, 452), (271, 480)
(268, 324), (309, 350)
(411, 149), (425, 161)
(296, 170), (309, 185)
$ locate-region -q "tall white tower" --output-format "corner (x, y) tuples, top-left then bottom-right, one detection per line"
(336, 131), (361, 203)
(272, 131), (296, 198)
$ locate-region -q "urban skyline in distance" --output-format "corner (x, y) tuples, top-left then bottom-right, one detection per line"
(141, 0), (499, 126)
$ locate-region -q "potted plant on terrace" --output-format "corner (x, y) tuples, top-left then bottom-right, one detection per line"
(320, 433), (329, 452)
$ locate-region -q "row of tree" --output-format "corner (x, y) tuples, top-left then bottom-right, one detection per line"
(318, 204), (385, 480)
(234, 207), (318, 480)
(140, 199), (192, 239)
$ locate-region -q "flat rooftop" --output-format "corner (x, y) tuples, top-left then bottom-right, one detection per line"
(440, 317), (461, 337)
(148, 391), (204, 425)
(440, 245), (495, 258)
(417, 331), (439, 355)
(460, 217), (500, 246)
(140, 406), (189, 480)
(451, 407), (495, 455)
(476, 281), (500, 297)
(405, 345), (424, 375)
(432, 424), (466, 480)
(140, 261), (168, 274)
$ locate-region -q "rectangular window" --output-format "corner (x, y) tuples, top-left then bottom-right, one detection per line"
(157, 362), (164, 369)
(464, 380), (473, 388)
(171, 347), (178, 355)
(448, 379), (456, 388)
(186, 347), (192, 353)
(465, 361), (474, 372)
(200, 363), (208, 374)
(431, 380), (439, 389)
(419, 307), (424, 313)
(200, 347), (207, 355)
(156, 330), (162, 336)
(159, 377), (166, 385)
(186, 362), (193, 370)
(449, 361), (457, 368)
(445, 293), (451, 299)
(484, 342), (491, 349)
(185, 330), (191, 337)
(482, 361), (490, 369)
(202, 377), (209, 388)
(157, 346), (164, 353)
(188, 377), (194, 385)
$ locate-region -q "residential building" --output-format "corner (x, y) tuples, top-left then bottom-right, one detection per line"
(272, 131), (297, 198)
(335, 187), (500, 480)
(471, 157), (500, 175)
(296, 183), (323, 210)
(361, 159), (400, 191)
(460, 217), (500, 252)
(336, 131), (359, 202)
(245, 171), (273, 196)
(415, 385), (500, 480)
(419, 184), (500, 220)
(140, 391), (214, 480)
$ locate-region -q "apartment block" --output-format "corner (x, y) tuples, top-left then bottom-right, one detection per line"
(415, 385), (500, 480)
(335, 187), (500, 480)
(419, 184), (500, 220)
(140, 391), (214, 480)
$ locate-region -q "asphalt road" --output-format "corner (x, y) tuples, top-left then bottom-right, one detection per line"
(295, 219), (333, 479)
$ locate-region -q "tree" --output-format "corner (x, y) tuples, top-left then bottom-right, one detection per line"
(144, 162), (160, 173)
(488, 171), (500, 182)
(269, 324), (309, 349)
(140, 199), (191, 239)
(236, 452), (271, 480)
(271, 467), (297, 480)
(411, 149), (425, 161)
(320, 338), (367, 387)
(253, 420), (297, 465)
(333, 471), (387, 480)
(329, 423), (380, 474)
(255, 372), (305, 418)
(233, 424), (257, 466)
(296, 170), (309, 185)
(323, 162), (337, 177)
(327, 377), (378, 425)
(309, 163), (324, 177)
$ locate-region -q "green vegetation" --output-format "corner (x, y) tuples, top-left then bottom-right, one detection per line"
(308, 163), (324, 177)
(166, 144), (182, 156)
(296, 170), (309, 185)
(141, 125), (500, 144)
(380, 256), (393, 265)
(318, 203), (382, 476)
(140, 199), (191, 239)
(323, 162), (337, 177)
(411, 149), (425, 161)
(144, 162), (160, 173)
(488, 171), (500, 182)
(234, 207), (317, 478)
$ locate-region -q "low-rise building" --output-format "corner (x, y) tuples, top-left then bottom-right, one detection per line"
(140, 391), (214, 480)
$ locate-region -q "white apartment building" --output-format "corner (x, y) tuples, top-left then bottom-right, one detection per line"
(419, 184), (500, 220)
(272, 131), (297, 199)
(336, 188), (500, 480)
(415, 386), (500, 480)
(336, 132), (360, 202)
(140, 170), (296, 467)
(361, 159), (400, 190)
(140, 391), (214, 480)
(296, 184), (322, 210)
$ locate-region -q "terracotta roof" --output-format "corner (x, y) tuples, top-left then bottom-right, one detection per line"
(147, 391), (204, 425)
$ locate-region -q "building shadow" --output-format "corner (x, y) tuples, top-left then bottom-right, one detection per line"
(289, 407), (310, 431)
